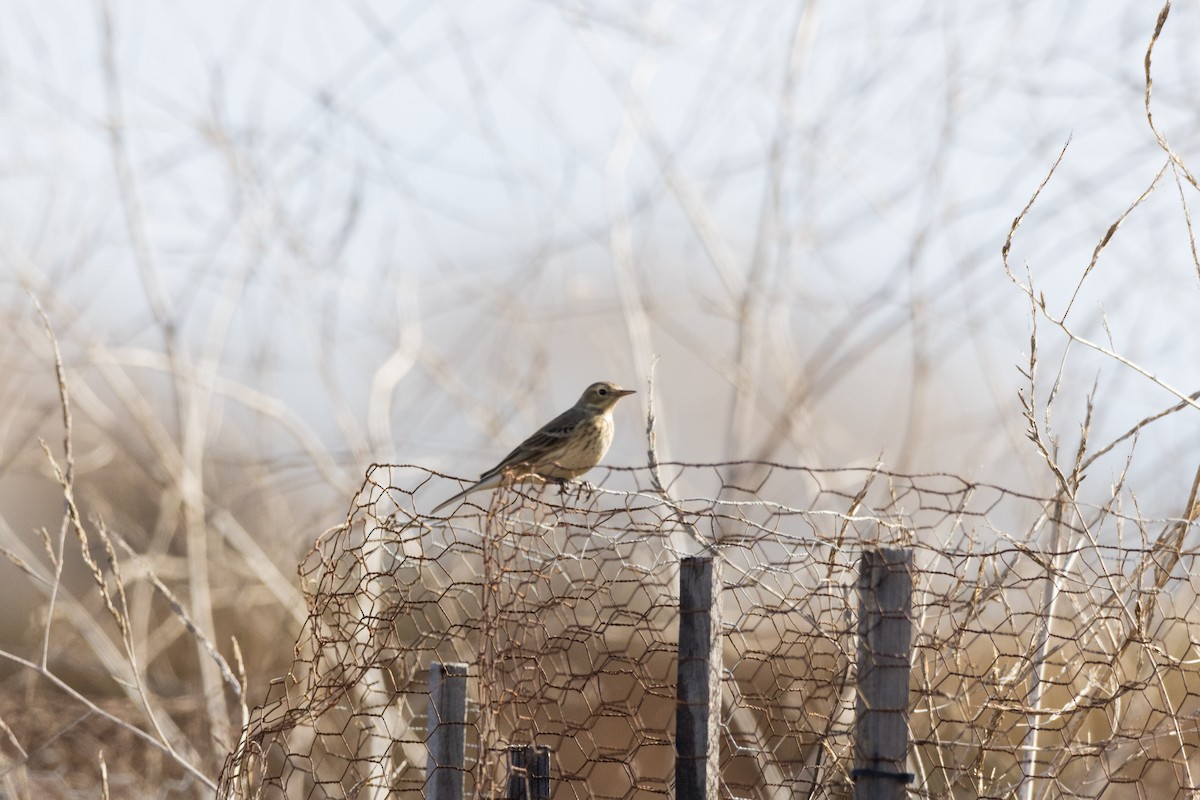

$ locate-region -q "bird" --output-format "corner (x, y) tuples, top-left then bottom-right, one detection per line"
(432, 381), (636, 514)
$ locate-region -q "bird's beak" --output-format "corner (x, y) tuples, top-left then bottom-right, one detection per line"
(616, 388), (636, 397)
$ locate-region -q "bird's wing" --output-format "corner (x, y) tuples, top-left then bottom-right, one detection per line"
(478, 405), (586, 481)
(432, 406), (586, 515)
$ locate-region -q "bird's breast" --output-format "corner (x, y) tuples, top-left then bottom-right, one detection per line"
(546, 413), (614, 478)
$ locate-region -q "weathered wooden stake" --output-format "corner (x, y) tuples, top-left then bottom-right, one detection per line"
(853, 548), (914, 800)
(426, 661), (468, 800)
(676, 555), (722, 799)
(505, 745), (551, 800)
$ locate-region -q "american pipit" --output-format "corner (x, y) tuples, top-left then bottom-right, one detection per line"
(432, 381), (636, 514)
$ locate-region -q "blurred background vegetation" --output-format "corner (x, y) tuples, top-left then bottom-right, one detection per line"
(1, 1), (1198, 796)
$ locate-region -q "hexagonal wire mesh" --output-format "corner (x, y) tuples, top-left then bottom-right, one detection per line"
(219, 461), (1200, 799)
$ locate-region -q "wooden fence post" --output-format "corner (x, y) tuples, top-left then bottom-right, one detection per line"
(676, 555), (722, 799)
(426, 661), (468, 800)
(853, 548), (914, 800)
(505, 745), (551, 799)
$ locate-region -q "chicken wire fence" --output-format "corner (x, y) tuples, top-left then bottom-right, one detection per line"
(219, 461), (1200, 799)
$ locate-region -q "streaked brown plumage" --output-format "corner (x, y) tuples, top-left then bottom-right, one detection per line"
(432, 381), (636, 514)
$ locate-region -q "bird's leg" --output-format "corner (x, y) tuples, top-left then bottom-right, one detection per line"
(571, 478), (598, 504)
(553, 478), (588, 507)
(549, 477), (597, 506)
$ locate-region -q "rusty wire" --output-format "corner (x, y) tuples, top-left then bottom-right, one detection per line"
(219, 461), (1200, 799)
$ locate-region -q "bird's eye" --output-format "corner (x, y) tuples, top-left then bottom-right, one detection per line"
(598, 388), (608, 396)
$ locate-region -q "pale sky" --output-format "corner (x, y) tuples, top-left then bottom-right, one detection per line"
(3, 1), (1198, 515)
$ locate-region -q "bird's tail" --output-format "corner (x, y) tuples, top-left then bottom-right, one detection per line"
(430, 472), (504, 515)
